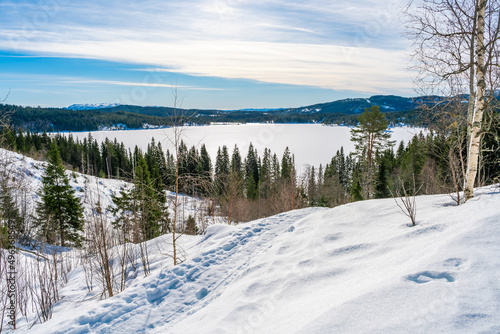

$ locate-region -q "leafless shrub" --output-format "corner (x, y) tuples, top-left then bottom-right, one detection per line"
(391, 174), (423, 227)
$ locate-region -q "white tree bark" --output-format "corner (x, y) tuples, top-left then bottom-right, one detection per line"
(464, 0), (487, 201)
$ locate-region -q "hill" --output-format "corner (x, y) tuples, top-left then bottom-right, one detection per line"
(11, 178), (500, 333)
(1, 95), (425, 132)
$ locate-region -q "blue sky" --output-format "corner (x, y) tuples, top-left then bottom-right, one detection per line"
(0, 0), (413, 109)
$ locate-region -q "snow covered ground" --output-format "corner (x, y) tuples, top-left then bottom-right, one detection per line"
(8, 180), (499, 333)
(0, 148), (221, 234)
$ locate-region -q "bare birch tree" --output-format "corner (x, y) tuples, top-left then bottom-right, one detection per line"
(405, 0), (500, 201)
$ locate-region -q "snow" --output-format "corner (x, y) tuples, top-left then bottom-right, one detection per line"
(6, 177), (499, 333)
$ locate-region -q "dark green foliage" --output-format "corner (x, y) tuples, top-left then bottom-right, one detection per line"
(350, 106), (393, 163)
(198, 144), (212, 194)
(230, 144), (244, 197)
(214, 146), (230, 196)
(281, 147), (293, 181)
(350, 174), (364, 202)
(0, 225), (8, 248)
(374, 149), (396, 199)
(110, 151), (170, 242)
(34, 144), (84, 247)
(2, 106), (499, 227)
(307, 166), (318, 206)
(185, 215), (198, 235)
(259, 148), (273, 199)
(245, 143), (260, 200)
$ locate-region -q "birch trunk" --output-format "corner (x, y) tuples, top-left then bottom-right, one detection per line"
(464, 0), (487, 201)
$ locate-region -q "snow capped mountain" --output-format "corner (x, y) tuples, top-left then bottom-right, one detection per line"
(66, 103), (121, 110)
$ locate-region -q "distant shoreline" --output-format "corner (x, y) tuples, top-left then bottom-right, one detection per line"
(52, 122), (420, 134)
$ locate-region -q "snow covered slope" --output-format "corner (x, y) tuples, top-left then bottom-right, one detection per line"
(0, 148), (219, 233)
(18, 184), (500, 334)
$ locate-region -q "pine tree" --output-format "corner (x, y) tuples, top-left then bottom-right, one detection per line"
(214, 146), (230, 196)
(245, 143), (259, 200)
(350, 171), (364, 202)
(185, 215), (198, 235)
(350, 106), (394, 198)
(259, 148), (272, 199)
(110, 154), (169, 242)
(35, 144), (84, 247)
(374, 149), (395, 199)
(281, 147), (293, 180)
(229, 144), (244, 199)
(198, 144), (212, 195)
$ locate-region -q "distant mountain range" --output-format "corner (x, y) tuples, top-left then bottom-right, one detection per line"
(67, 103), (121, 110)
(3, 95), (430, 132)
(65, 95), (417, 115)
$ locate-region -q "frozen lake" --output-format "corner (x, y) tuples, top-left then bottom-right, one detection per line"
(66, 124), (425, 174)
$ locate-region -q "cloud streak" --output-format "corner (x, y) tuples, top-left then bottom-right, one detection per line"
(0, 0), (412, 96)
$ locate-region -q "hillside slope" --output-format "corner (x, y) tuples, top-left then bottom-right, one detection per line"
(19, 185), (500, 334)
(0, 148), (218, 233)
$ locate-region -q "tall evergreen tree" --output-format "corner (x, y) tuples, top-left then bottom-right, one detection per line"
(110, 154), (169, 242)
(35, 144), (84, 247)
(198, 144), (212, 194)
(350, 106), (394, 198)
(214, 146), (230, 196)
(245, 143), (259, 200)
(259, 148), (272, 199)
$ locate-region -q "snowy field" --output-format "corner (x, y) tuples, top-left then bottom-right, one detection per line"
(7, 175), (499, 333)
(64, 124), (425, 173)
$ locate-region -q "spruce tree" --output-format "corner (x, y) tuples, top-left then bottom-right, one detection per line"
(35, 143), (84, 247)
(198, 144), (212, 194)
(214, 146), (230, 196)
(110, 154), (169, 242)
(245, 143), (259, 200)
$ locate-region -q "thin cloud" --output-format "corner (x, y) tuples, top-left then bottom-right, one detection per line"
(255, 23), (321, 35)
(0, 0), (412, 94)
(65, 79), (225, 91)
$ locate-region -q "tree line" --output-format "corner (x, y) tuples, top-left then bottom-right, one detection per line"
(1, 101), (431, 133)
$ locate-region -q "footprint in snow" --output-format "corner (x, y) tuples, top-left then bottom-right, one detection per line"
(407, 271), (455, 284)
(196, 288), (208, 300)
(222, 242), (236, 251)
(443, 258), (466, 269)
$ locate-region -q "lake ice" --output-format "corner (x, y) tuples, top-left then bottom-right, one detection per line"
(66, 124), (425, 173)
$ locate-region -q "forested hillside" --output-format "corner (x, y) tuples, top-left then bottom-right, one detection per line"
(1, 94), (431, 132)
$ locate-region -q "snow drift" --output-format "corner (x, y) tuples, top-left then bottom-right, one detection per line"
(11, 183), (498, 334)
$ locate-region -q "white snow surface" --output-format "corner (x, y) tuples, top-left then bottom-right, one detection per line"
(14, 182), (500, 333)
